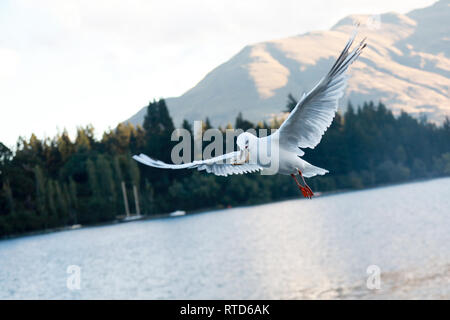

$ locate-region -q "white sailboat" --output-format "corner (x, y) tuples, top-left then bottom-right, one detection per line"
(169, 210), (186, 217)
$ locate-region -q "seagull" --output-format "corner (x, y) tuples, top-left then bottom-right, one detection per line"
(133, 28), (366, 199)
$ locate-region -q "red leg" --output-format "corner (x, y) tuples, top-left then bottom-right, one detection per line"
(291, 174), (311, 199)
(297, 169), (314, 198)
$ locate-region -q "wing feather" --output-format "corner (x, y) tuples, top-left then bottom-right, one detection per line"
(133, 152), (262, 177)
(276, 27), (366, 151)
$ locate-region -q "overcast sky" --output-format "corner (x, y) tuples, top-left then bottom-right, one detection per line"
(0, 0), (436, 146)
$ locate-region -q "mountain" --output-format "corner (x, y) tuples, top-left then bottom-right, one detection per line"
(127, 0), (450, 127)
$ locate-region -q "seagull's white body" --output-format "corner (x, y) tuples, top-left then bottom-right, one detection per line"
(134, 28), (366, 194)
(242, 134), (327, 177)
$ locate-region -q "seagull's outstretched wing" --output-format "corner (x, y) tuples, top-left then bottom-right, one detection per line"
(133, 152), (262, 177)
(275, 28), (366, 153)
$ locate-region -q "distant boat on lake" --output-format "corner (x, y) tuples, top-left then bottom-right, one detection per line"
(170, 210), (186, 217)
(119, 215), (143, 223)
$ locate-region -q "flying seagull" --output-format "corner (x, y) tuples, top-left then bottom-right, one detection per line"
(134, 28), (366, 198)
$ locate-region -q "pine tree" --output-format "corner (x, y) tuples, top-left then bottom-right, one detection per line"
(96, 155), (117, 214)
(143, 99), (175, 162)
(0, 142), (12, 166)
(75, 125), (95, 152)
(68, 178), (78, 224)
(86, 159), (101, 198)
(57, 130), (74, 162)
(69, 178), (78, 210)
(142, 179), (154, 214)
(112, 155), (126, 214)
(62, 183), (74, 224)
(46, 180), (57, 226)
(182, 119), (193, 134)
(34, 165), (47, 217)
(3, 180), (14, 215)
(285, 93), (297, 112)
(235, 112), (254, 131)
(203, 117), (212, 131)
(55, 181), (69, 225)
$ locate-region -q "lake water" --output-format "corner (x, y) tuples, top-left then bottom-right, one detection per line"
(0, 178), (449, 299)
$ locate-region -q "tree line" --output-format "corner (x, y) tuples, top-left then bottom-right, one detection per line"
(1, 98), (449, 237)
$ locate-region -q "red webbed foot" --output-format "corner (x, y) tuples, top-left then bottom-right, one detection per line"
(291, 173), (314, 199)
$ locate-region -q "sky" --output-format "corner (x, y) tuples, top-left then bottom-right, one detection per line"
(0, 0), (437, 147)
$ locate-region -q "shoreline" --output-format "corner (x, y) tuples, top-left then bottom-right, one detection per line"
(1, 176), (447, 242)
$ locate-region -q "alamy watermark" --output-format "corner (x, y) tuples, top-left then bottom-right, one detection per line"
(366, 265), (381, 290)
(170, 121), (280, 175)
(67, 265), (81, 290)
(366, 14), (381, 30)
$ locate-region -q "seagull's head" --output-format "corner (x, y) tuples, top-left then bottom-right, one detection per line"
(236, 132), (256, 152)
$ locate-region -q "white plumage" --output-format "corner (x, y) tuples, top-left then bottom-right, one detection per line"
(275, 28), (366, 152)
(133, 152), (262, 177)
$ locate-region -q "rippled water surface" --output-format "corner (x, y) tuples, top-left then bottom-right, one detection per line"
(1, 178), (449, 299)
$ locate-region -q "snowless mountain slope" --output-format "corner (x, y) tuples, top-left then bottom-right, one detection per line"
(127, 0), (450, 127)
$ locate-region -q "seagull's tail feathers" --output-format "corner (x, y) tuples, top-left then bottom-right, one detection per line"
(302, 163), (329, 178)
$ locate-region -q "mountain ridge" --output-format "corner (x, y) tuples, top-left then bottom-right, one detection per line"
(127, 0), (450, 127)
